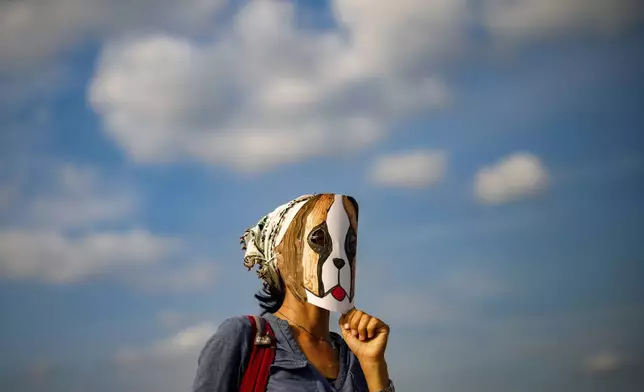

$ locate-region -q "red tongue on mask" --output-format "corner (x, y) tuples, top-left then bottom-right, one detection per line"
(331, 286), (346, 301)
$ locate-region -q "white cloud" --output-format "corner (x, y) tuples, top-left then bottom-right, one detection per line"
(24, 164), (135, 230)
(108, 322), (219, 392)
(88, 0), (453, 172)
(475, 152), (548, 204)
(0, 0), (228, 119)
(152, 322), (216, 357)
(332, 0), (470, 73)
(369, 150), (447, 188)
(0, 229), (180, 283)
(4, 1), (642, 174)
(115, 322), (217, 365)
(0, 163), (179, 284)
(128, 260), (217, 293)
(583, 352), (621, 373)
(1, 164), (135, 230)
(3, 0), (640, 75)
(482, 0), (644, 43)
(0, 163), (221, 291)
(0, 0), (226, 73)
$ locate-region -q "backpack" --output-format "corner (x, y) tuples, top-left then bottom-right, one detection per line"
(239, 315), (276, 392)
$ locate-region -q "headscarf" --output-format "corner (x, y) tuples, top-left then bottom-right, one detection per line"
(240, 194), (315, 290)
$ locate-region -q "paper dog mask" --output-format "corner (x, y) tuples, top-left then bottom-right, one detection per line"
(275, 194), (359, 314)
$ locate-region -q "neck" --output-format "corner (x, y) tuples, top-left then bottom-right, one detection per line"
(276, 289), (330, 338)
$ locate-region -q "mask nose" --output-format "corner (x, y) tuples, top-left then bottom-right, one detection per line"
(333, 258), (345, 269)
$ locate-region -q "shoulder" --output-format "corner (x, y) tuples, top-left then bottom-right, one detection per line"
(214, 316), (254, 338)
(192, 316), (255, 391)
(197, 316), (254, 365)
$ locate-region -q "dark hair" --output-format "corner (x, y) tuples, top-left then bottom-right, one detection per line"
(254, 276), (285, 315)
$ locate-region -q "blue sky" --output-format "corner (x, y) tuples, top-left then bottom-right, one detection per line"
(1, 1), (643, 391)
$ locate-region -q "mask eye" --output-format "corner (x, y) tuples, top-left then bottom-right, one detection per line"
(309, 228), (326, 249)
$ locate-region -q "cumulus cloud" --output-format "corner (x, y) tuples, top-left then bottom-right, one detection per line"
(0, 164), (202, 288)
(114, 322), (217, 365)
(0, 163), (135, 230)
(3, 1), (642, 173)
(0, 228), (180, 283)
(369, 149), (448, 188)
(127, 260), (217, 293)
(88, 0), (453, 172)
(3, 0), (641, 75)
(0, 0), (226, 73)
(475, 152), (548, 204)
(105, 322), (220, 392)
(89, 0), (643, 173)
(24, 164), (135, 230)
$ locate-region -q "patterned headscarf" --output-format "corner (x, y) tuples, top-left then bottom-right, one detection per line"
(240, 194), (315, 289)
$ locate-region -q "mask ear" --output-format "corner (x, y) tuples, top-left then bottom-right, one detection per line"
(346, 196), (359, 220)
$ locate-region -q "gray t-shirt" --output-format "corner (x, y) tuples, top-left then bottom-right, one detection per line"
(191, 312), (369, 392)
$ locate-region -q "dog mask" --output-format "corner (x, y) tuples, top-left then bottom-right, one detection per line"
(275, 194), (358, 314)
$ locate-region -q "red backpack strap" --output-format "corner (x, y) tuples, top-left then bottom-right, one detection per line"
(239, 315), (276, 392)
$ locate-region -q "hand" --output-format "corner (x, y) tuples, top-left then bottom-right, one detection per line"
(338, 308), (390, 364)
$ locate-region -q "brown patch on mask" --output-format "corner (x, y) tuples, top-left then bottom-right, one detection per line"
(342, 196), (359, 229)
(274, 194), (322, 302)
(301, 194), (335, 296)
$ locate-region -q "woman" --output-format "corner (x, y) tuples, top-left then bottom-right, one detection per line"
(191, 194), (394, 392)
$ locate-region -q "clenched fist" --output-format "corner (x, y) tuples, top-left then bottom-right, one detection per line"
(338, 308), (389, 363)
